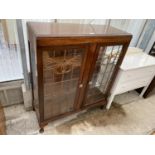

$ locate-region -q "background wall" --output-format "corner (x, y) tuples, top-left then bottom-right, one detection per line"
(138, 19), (155, 52)
(145, 30), (155, 53)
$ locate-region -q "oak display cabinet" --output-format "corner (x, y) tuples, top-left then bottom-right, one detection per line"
(27, 22), (132, 132)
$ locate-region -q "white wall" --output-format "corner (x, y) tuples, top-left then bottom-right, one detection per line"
(57, 19), (107, 25)
(110, 19), (146, 47)
(127, 19), (146, 47)
(137, 20), (155, 51)
(145, 30), (155, 53)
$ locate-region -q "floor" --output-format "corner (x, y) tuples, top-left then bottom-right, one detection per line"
(4, 90), (155, 135)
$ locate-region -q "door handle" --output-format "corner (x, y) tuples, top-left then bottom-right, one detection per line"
(79, 84), (83, 88)
(89, 81), (93, 85)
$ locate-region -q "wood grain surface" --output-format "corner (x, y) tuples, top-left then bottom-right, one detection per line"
(0, 103), (6, 135)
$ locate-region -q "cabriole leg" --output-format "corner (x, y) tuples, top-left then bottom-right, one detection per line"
(39, 128), (44, 133)
(39, 123), (48, 133)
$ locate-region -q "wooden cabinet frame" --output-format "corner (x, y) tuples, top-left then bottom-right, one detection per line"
(80, 42), (130, 108)
(27, 22), (132, 132)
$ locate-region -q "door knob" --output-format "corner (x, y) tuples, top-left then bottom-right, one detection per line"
(89, 81), (93, 85)
(79, 84), (83, 88)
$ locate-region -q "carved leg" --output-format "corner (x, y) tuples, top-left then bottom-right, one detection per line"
(32, 107), (35, 111)
(39, 128), (44, 133)
(39, 122), (48, 133)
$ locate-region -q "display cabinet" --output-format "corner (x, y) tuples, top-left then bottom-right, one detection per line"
(27, 22), (132, 132)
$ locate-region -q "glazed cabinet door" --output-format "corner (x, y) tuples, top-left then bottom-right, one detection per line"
(41, 45), (88, 120)
(83, 44), (124, 106)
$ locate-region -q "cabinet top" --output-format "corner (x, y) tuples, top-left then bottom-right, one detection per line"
(27, 22), (131, 37)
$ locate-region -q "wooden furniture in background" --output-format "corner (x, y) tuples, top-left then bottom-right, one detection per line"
(143, 77), (155, 98)
(106, 48), (155, 109)
(0, 102), (6, 135)
(143, 42), (155, 98)
(27, 22), (132, 132)
(149, 41), (155, 56)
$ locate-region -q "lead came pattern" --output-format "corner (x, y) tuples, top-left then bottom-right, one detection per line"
(86, 45), (123, 105)
(43, 49), (82, 83)
(42, 45), (123, 113)
(43, 48), (84, 119)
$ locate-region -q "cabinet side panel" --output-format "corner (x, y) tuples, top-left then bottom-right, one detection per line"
(28, 27), (40, 119)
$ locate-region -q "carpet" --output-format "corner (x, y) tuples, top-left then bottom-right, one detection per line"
(0, 102), (6, 135)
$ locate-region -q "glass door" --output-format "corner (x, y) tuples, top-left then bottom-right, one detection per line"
(42, 45), (87, 120)
(83, 44), (123, 106)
